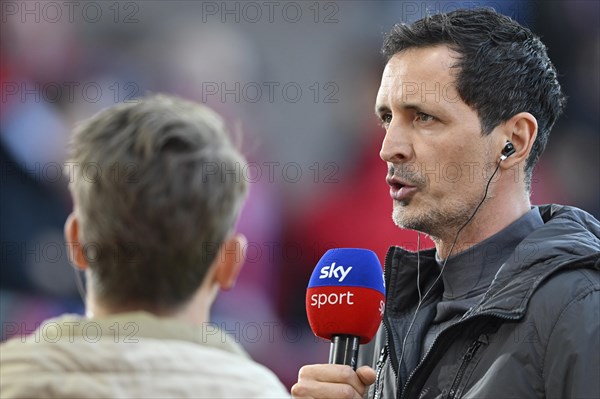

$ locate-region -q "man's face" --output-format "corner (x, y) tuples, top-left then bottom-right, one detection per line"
(375, 45), (497, 239)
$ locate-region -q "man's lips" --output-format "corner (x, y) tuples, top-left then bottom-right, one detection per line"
(386, 176), (418, 201)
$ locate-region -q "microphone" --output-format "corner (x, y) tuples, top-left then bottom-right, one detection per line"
(306, 248), (386, 370)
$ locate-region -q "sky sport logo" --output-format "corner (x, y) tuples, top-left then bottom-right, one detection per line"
(307, 249), (386, 344)
(310, 262), (355, 308)
(318, 262), (352, 282)
(309, 291), (355, 309)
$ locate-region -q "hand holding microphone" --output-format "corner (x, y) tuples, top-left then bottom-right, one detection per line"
(292, 248), (385, 398)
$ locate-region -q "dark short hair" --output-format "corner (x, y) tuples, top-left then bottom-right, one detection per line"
(383, 8), (566, 189)
(68, 95), (247, 310)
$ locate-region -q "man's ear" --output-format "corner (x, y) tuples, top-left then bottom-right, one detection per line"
(500, 112), (538, 169)
(64, 212), (89, 270)
(213, 233), (247, 291)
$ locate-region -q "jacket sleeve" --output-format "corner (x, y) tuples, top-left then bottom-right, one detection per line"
(543, 285), (599, 399)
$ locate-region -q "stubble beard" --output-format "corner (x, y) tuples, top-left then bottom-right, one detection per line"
(391, 194), (481, 242)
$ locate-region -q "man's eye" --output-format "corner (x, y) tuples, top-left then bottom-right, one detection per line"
(416, 112), (435, 122)
(379, 113), (392, 127)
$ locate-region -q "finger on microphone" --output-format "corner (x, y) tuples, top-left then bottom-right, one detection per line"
(291, 382), (363, 399)
(356, 365), (376, 386)
(292, 364), (371, 399)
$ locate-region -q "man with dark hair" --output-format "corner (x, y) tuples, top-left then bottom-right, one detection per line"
(292, 8), (599, 399)
(0, 95), (290, 398)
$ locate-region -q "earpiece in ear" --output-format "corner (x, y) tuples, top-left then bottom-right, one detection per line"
(500, 141), (516, 161)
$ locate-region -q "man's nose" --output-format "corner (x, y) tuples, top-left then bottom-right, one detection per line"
(380, 126), (414, 164)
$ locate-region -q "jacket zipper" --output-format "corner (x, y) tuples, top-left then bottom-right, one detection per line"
(374, 247), (398, 399)
(373, 346), (389, 399)
(399, 311), (519, 399)
(446, 337), (486, 399)
(397, 327), (442, 399)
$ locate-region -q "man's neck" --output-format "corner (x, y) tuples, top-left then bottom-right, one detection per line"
(434, 194), (531, 260)
(84, 275), (215, 327)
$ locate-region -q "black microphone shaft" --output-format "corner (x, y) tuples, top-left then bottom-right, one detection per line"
(329, 335), (360, 370)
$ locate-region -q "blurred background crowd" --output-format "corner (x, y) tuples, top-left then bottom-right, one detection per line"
(1, 0), (598, 388)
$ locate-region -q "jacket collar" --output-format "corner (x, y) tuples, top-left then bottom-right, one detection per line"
(384, 246), (440, 315)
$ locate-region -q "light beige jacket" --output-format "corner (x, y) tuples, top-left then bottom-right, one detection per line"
(0, 312), (290, 398)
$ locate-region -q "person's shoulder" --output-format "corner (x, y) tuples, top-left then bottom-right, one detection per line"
(1, 334), (289, 397)
(137, 338), (290, 396)
(527, 265), (599, 329)
(537, 204), (600, 246)
(533, 264), (599, 304)
(525, 204), (600, 302)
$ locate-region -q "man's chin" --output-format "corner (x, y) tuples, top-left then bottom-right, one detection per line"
(392, 206), (418, 230)
(392, 204), (436, 235)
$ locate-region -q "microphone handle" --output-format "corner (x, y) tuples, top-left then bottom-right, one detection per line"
(329, 335), (360, 370)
